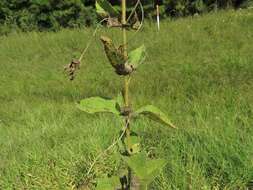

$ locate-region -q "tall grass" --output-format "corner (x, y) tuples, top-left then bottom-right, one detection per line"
(0, 9), (253, 189)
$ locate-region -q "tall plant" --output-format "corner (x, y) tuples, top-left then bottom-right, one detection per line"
(67, 0), (176, 189)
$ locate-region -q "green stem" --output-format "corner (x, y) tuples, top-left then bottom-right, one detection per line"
(122, 0), (130, 108)
(121, 0), (130, 138)
(121, 0), (132, 188)
(122, 0), (127, 57)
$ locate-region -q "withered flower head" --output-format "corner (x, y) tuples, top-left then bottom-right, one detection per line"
(64, 59), (80, 81)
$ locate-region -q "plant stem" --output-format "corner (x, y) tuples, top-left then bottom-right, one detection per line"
(121, 0), (132, 187)
(121, 0), (130, 128)
(122, 0), (127, 57)
(121, 0), (131, 146)
(121, 0), (129, 107)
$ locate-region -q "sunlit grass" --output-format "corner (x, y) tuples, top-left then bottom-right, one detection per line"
(0, 9), (253, 189)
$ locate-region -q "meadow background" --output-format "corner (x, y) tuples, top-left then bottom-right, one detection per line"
(0, 6), (253, 190)
(0, 0), (253, 35)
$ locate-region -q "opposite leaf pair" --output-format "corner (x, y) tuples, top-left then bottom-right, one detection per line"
(77, 96), (176, 129)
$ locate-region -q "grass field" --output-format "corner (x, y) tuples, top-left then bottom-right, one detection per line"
(0, 9), (253, 190)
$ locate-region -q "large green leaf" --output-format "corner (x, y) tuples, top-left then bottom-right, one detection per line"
(77, 97), (120, 115)
(134, 105), (176, 129)
(96, 0), (119, 17)
(128, 45), (146, 69)
(123, 152), (167, 187)
(96, 176), (121, 190)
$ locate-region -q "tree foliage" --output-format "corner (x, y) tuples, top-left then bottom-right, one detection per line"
(0, 0), (97, 34)
(0, 0), (249, 34)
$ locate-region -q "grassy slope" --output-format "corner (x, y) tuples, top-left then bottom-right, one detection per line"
(0, 9), (253, 189)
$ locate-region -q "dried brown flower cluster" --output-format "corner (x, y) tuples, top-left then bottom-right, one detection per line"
(64, 60), (80, 80)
